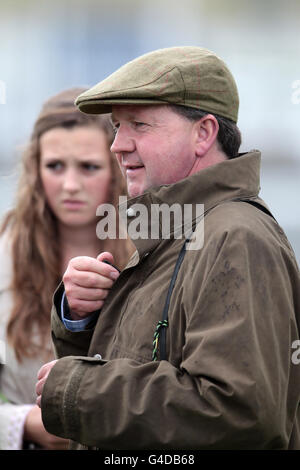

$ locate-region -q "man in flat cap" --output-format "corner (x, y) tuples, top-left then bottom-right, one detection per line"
(36, 47), (300, 449)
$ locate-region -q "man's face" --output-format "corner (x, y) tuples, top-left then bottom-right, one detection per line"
(110, 105), (197, 197)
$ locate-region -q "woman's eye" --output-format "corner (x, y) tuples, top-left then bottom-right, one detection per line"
(46, 162), (63, 171)
(82, 163), (101, 171)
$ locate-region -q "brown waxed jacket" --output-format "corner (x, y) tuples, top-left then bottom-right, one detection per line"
(42, 151), (300, 450)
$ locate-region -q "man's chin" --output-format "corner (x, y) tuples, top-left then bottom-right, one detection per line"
(127, 183), (146, 198)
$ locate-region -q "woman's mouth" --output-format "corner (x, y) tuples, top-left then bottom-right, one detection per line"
(62, 200), (86, 210)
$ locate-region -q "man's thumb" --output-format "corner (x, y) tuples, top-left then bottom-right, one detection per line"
(97, 252), (121, 275)
(97, 251), (114, 264)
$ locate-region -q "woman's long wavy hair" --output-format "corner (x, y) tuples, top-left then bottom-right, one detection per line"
(1, 87), (133, 362)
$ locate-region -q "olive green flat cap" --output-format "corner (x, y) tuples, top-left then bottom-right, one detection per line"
(75, 46), (239, 123)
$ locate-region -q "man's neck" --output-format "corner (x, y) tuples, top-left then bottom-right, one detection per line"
(189, 147), (228, 176)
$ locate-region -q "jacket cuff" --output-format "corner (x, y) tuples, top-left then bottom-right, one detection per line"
(41, 355), (105, 440)
(51, 282), (96, 358)
(61, 291), (100, 331)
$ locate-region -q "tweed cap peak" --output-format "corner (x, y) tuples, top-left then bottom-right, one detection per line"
(76, 46), (239, 123)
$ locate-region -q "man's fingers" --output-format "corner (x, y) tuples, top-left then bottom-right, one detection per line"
(97, 251), (114, 264)
(66, 299), (105, 315)
(37, 364), (47, 381)
(66, 286), (110, 301)
(64, 271), (115, 289)
(36, 376), (46, 397)
(67, 255), (118, 278)
(37, 360), (57, 380)
(36, 360), (58, 408)
(62, 252), (120, 317)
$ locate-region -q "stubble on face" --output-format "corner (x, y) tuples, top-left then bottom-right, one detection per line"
(111, 105), (196, 197)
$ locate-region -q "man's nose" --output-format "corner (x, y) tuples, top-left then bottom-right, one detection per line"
(63, 168), (81, 193)
(110, 126), (135, 155)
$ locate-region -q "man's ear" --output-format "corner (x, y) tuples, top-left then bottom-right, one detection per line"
(194, 114), (219, 157)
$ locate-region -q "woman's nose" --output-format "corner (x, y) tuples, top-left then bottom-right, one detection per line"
(63, 169), (81, 193)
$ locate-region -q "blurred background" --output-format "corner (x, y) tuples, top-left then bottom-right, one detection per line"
(0, 0), (299, 263)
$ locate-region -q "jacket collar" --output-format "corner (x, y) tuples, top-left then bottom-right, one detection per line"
(119, 150), (261, 259)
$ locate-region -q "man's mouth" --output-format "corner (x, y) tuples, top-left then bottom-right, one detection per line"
(124, 164), (144, 175)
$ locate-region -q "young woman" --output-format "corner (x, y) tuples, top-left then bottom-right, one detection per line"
(0, 88), (133, 449)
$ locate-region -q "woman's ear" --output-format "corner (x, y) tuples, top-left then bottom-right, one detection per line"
(194, 114), (219, 158)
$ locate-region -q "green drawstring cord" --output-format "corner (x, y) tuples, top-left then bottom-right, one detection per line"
(152, 320), (168, 361)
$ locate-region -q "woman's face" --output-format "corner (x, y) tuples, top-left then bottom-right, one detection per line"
(39, 125), (113, 228)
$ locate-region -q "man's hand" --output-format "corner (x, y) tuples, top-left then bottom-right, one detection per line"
(36, 360), (58, 408)
(63, 251), (120, 319)
(24, 404), (69, 450)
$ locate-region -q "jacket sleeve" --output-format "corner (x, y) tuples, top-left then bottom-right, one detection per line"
(42, 225), (300, 449)
(50, 282), (96, 359)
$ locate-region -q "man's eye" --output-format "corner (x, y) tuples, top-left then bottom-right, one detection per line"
(133, 121), (146, 128)
(111, 125), (118, 141)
